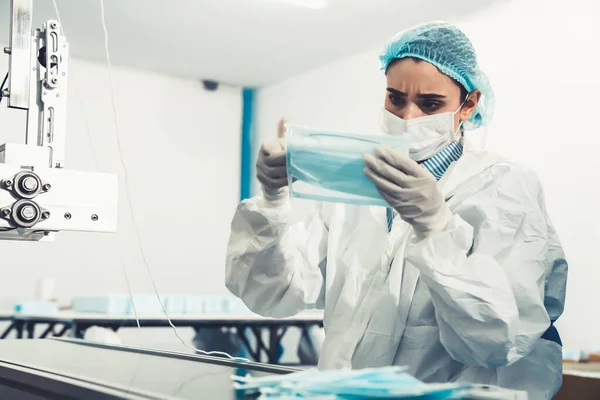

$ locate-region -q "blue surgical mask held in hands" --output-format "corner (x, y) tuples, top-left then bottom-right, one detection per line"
(286, 124), (409, 207)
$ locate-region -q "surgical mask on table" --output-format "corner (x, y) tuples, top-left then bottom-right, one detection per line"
(232, 366), (470, 398)
(379, 100), (466, 162)
(286, 125), (409, 207)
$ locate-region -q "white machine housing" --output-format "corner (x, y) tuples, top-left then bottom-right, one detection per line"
(0, 0), (118, 241)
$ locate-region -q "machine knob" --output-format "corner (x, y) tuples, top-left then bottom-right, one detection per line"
(19, 205), (37, 221)
(22, 177), (39, 192)
(10, 172), (43, 199)
(8, 199), (42, 228)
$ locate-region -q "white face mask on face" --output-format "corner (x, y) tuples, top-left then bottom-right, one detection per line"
(379, 101), (466, 162)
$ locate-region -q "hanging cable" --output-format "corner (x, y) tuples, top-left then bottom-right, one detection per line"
(98, 0), (250, 362)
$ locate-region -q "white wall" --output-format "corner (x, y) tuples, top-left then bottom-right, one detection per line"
(0, 55), (242, 346)
(255, 0), (600, 350)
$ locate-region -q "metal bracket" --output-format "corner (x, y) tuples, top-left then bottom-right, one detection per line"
(39, 20), (68, 168)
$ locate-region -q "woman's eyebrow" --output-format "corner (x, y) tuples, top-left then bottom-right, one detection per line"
(386, 88), (446, 99)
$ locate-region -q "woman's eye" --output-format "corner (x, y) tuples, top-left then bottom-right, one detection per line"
(421, 101), (442, 112)
(388, 94), (404, 106)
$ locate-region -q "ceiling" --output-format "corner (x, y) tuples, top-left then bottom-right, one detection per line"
(0, 0), (502, 87)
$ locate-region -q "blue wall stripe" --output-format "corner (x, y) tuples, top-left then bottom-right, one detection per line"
(240, 88), (255, 201)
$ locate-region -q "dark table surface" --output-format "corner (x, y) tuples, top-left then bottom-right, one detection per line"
(0, 338), (297, 399)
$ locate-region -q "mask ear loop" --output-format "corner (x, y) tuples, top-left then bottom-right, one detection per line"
(454, 93), (471, 138)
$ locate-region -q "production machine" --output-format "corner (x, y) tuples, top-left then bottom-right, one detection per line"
(0, 0), (117, 241)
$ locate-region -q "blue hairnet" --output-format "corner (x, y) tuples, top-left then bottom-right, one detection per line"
(379, 21), (493, 130)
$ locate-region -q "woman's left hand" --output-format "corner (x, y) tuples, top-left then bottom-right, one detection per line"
(364, 146), (452, 235)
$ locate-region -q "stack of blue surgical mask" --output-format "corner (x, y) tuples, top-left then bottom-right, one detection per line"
(286, 125), (409, 207)
(232, 366), (469, 399)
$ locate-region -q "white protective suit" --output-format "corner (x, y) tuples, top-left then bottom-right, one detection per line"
(226, 150), (567, 400)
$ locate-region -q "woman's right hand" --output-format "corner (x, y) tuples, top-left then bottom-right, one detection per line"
(256, 139), (288, 199)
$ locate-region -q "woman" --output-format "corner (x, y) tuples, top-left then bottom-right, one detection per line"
(225, 22), (567, 400)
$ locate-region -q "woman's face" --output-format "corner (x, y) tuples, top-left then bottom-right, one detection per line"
(385, 58), (480, 131)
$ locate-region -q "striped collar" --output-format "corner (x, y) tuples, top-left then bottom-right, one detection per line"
(420, 141), (464, 181)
